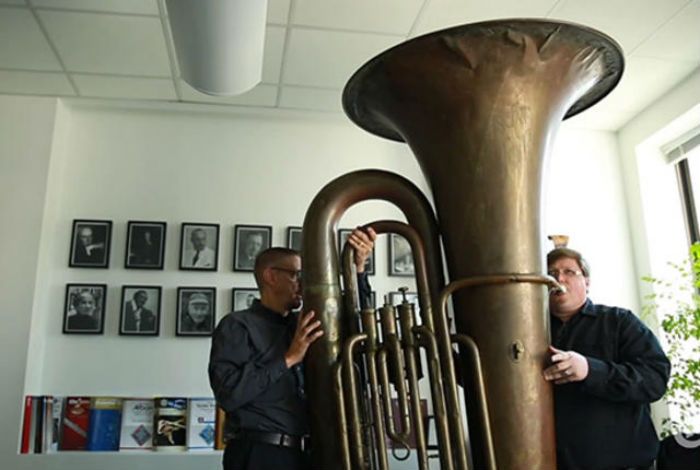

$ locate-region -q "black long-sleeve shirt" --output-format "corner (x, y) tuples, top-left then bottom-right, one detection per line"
(209, 299), (308, 437)
(551, 299), (671, 470)
(209, 273), (372, 439)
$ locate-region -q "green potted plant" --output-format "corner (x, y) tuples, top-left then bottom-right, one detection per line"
(642, 242), (700, 437)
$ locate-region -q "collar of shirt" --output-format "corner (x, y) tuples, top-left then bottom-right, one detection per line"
(250, 299), (294, 326)
(578, 298), (597, 317)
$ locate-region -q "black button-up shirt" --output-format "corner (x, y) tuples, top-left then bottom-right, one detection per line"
(551, 299), (671, 470)
(208, 299), (308, 437)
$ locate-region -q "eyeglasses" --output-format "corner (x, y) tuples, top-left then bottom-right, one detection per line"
(547, 268), (583, 279)
(271, 267), (303, 282)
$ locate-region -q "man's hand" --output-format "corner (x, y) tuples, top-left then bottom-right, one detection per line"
(284, 310), (324, 368)
(543, 346), (589, 384)
(347, 227), (377, 273)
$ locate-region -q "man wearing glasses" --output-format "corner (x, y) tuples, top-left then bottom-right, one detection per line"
(543, 247), (670, 470)
(208, 227), (376, 470)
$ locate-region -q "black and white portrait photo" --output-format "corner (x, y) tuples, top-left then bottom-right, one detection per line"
(389, 233), (415, 277)
(232, 288), (260, 312)
(176, 287), (216, 336)
(69, 220), (112, 268)
(179, 223), (219, 271)
(234, 225), (271, 271)
(339, 228), (375, 275)
(125, 221), (166, 269)
(287, 226), (302, 252)
(119, 286), (161, 336)
(63, 284), (107, 334)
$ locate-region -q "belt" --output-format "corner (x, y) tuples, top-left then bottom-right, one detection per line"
(230, 430), (310, 451)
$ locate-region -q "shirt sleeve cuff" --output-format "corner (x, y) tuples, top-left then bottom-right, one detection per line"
(269, 357), (288, 381)
(581, 356), (609, 394)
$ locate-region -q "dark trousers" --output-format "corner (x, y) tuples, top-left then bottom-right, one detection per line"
(223, 438), (310, 470)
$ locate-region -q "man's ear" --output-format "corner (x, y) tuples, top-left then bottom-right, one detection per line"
(585, 276), (590, 293)
(261, 267), (275, 287)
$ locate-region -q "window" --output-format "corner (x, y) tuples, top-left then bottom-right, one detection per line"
(666, 127), (700, 245)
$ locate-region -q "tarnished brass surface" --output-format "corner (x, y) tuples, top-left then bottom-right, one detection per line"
(305, 18), (622, 470)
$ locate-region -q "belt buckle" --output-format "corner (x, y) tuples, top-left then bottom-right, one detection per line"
(280, 434), (291, 448)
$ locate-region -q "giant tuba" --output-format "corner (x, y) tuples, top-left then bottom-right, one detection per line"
(302, 19), (623, 470)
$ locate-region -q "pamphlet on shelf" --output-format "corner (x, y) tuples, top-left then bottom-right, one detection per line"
(119, 398), (155, 451)
(60, 396), (91, 450)
(86, 397), (123, 451)
(186, 397), (216, 450)
(153, 397), (187, 451)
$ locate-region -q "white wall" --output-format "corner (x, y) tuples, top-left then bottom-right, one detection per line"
(1, 95), (634, 469)
(546, 125), (638, 311)
(0, 95), (57, 468)
(619, 66), (700, 285)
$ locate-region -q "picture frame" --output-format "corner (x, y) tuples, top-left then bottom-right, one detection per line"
(232, 288), (260, 312)
(388, 233), (415, 277)
(68, 219), (112, 268)
(233, 225), (272, 272)
(338, 228), (375, 275)
(125, 221), (166, 270)
(176, 287), (216, 337)
(63, 283), (107, 335)
(179, 223), (219, 271)
(119, 285), (162, 336)
(287, 226), (302, 252)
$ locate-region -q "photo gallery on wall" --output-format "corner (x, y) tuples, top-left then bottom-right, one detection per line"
(63, 220), (414, 337)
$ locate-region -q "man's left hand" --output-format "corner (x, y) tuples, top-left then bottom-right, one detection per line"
(543, 346), (589, 384)
(347, 227), (377, 273)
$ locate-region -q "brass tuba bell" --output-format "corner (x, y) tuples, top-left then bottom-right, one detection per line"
(302, 19), (623, 470)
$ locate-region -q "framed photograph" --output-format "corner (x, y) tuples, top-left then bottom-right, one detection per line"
(287, 226), (302, 252)
(125, 221), (166, 269)
(68, 219), (112, 268)
(389, 233), (415, 277)
(338, 228), (375, 275)
(119, 286), (161, 336)
(176, 287), (216, 337)
(234, 225), (272, 272)
(63, 283), (107, 334)
(179, 223), (219, 271)
(232, 288), (260, 312)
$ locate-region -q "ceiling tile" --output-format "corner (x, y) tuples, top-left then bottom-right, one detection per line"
(268, 0), (290, 24)
(292, 0), (424, 35)
(73, 74), (175, 100)
(563, 107), (636, 131)
(31, 0), (158, 15)
(547, 0), (689, 54)
(0, 8), (62, 71)
(283, 28), (403, 88)
(0, 70), (73, 95)
(39, 10), (171, 76)
(263, 26), (285, 83)
(279, 86), (342, 112)
(590, 56), (698, 118)
(179, 82), (278, 107)
(632, 0), (700, 61)
(413, 0), (559, 37)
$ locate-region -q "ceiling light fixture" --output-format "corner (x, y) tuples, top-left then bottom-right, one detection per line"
(166, 0), (268, 96)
